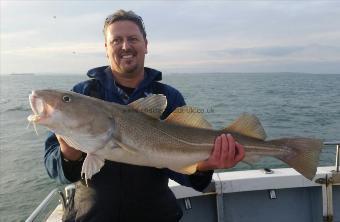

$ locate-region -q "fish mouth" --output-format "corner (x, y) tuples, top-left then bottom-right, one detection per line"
(27, 91), (46, 122)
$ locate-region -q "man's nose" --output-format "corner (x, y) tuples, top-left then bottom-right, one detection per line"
(122, 40), (131, 50)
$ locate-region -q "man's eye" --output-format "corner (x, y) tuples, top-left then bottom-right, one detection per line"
(129, 37), (138, 43)
(112, 39), (121, 45)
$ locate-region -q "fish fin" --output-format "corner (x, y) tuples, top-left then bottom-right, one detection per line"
(128, 94), (167, 119)
(164, 106), (213, 129)
(224, 113), (266, 140)
(271, 138), (323, 180)
(81, 153), (105, 180)
(170, 163), (198, 175)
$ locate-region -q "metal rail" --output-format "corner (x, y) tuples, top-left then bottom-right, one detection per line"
(323, 141), (340, 172)
(321, 141), (340, 222)
(337, 144), (339, 173)
(323, 141), (340, 145)
(25, 188), (60, 222)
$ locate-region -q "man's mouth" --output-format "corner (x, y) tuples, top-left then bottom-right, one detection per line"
(121, 54), (133, 59)
(120, 50), (136, 60)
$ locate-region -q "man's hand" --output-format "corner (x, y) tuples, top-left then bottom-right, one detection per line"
(56, 135), (83, 161)
(197, 134), (245, 171)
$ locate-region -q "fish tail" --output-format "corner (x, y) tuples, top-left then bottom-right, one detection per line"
(269, 138), (323, 180)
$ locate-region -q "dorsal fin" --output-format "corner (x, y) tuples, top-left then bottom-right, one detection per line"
(164, 106), (212, 129)
(224, 113), (266, 140)
(128, 94), (167, 119)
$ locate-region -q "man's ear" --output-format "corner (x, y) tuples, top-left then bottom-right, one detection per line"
(105, 42), (109, 58)
(145, 38), (148, 54)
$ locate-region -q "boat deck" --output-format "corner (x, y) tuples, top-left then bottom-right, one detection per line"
(40, 166), (340, 222)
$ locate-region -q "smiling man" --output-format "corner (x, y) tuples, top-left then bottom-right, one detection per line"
(105, 19), (147, 83)
(44, 9), (244, 222)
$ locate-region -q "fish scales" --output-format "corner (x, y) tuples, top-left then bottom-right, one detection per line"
(117, 109), (212, 152)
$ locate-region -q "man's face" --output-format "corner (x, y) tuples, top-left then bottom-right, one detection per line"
(105, 20), (148, 78)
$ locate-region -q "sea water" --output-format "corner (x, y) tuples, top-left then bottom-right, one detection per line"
(0, 73), (339, 221)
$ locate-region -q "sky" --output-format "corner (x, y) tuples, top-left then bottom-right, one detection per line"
(1, 0), (340, 75)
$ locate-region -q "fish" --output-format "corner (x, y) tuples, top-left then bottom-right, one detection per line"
(27, 89), (323, 181)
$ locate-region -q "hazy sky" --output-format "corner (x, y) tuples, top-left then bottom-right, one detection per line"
(1, 1), (340, 74)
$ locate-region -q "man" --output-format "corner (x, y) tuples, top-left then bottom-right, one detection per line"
(45, 10), (245, 222)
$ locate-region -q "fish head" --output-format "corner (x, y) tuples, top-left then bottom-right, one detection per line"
(28, 89), (116, 140)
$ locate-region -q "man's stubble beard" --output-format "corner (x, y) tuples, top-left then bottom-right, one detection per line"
(119, 64), (140, 78)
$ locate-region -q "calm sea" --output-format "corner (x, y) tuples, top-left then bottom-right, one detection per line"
(0, 73), (339, 221)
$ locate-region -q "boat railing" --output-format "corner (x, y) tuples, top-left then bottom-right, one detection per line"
(323, 141), (340, 173)
(25, 184), (74, 222)
(25, 188), (59, 222)
(26, 141), (340, 221)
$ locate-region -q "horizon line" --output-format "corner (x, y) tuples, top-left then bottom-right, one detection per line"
(1, 71), (340, 76)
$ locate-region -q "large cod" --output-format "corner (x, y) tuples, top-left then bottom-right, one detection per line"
(28, 89), (323, 181)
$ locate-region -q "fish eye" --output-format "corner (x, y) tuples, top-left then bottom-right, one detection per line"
(62, 95), (72, 103)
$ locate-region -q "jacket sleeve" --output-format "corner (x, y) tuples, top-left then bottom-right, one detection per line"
(163, 88), (213, 192)
(43, 82), (91, 184)
(44, 132), (83, 184)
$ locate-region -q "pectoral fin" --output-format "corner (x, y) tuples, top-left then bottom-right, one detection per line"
(81, 153), (105, 181)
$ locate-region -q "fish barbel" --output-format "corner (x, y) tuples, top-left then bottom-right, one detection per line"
(28, 89), (323, 181)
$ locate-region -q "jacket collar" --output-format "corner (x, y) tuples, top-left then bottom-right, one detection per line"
(86, 66), (162, 103)
(87, 66), (162, 88)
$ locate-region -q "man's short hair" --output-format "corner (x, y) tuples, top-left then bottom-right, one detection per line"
(103, 10), (147, 40)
